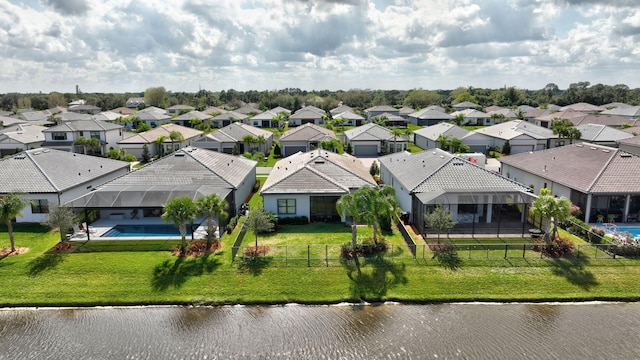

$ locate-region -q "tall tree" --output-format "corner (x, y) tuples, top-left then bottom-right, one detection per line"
(551, 118), (582, 145)
(0, 193), (30, 252)
(425, 204), (457, 243)
(41, 204), (76, 243)
(245, 208), (275, 249)
(195, 194), (229, 249)
(155, 135), (168, 157)
(162, 196), (198, 255)
(529, 188), (572, 244)
(256, 135), (267, 154)
(390, 128), (406, 154)
(145, 87), (168, 108)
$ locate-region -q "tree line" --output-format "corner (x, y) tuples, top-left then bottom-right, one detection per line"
(2, 82), (639, 114)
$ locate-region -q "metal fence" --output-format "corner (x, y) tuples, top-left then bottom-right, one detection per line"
(230, 242), (639, 267)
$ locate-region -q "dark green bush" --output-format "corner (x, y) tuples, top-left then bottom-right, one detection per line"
(587, 227), (605, 244)
(226, 215), (239, 234)
(340, 238), (388, 259)
(277, 216), (309, 225)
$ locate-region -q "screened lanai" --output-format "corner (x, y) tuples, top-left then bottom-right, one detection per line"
(411, 189), (537, 238)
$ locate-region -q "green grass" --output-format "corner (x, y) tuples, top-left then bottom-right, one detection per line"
(3, 222), (640, 307)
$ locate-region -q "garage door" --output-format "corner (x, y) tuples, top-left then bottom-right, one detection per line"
(510, 145), (535, 154)
(284, 146), (307, 157)
(354, 144), (378, 156)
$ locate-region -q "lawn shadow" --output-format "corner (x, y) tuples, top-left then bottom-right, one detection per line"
(433, 250), (463, 270)
(27, 253), (65, 276)
(151, 252), (221, 291)
(549, 255), (598, 291)
(237, 256), (272, 276)
(342, 256), (408, 301)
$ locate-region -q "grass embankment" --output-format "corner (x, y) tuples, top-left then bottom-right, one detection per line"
(1, 223), (640, 307)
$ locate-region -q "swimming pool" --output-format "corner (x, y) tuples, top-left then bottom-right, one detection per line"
(613, 226), (640, 239)
(102, 224), (199, 237)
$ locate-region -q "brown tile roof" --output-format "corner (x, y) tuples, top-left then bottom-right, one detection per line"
(500, 143), (640, 194)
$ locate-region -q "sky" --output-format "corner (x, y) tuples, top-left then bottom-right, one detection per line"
(1, 0), (639, 94)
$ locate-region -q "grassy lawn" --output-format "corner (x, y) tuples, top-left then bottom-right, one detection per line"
(3, 222), (640, 307)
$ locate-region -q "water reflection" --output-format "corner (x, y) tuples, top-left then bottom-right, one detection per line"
(1, 303), (640, 359)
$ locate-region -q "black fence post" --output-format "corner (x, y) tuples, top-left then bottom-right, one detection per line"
(308, 244), (311, 267)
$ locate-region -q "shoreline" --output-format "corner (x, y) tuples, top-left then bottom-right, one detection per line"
(2, 297), (639, 310)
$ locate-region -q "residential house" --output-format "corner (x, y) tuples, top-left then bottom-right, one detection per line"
(67, 147), (257, 225)
(289, 105), (326, 127)
(500, 143), (640, 223)
(110, 107), (136, 116)
(330, 104), (353, 117)
(0, 115), (27, 129)
(130, 107), (171, 128)
(452, 101), (479, 111)
(126, 97), (145, 109)
(247, 109), (280, 128)
(533, 110), (585, 128)
(601, 105), (640, 119)
(365, 105), (398, 122)
(93, 111), (124, 122)
(568, 114), (637, 129)
(486, 108), (519, 123)
(407, 108), (452, 126)
(0, 148), (130, 223)
(451, 109), (491, 126)
(332, 111), (365, 127)
(377, 112), (407, 127)
(261, 149), (376, 222)
(398, 107), (415, 120)
(192, 122), (273, 154)
(379, 149), (534, 236)
(469, 120), (559, 154)
(166, 104), (195, 115)
(575, 124), (634, 147)
(41, 120), (126, 155)
(171, 110), (213, 127)
(211, 111), (248, 128)
(234, 103), (262, 116)
(117, 123), (203, 159)
(0, 124), (46, 156)
(202, 106), (228, 116)
(413, 122), (470, 150)
(270, 106), (291, 115)
(617, 136), (640, 157)
(68, 104), (101, 115)
(344, 123), (409, 156)
(278, 123), (336, 157)
(560, 102), (604, 113)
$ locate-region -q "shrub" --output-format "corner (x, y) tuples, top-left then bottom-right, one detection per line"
(243, 245), (270, 258)
(273, 143), (281, 157)
(428, 242), (461, 268)
(226, 215), (239, 234)
(587, 227), (605, 244)
(340, 238), (388, 259)
(173, 239), (221, 256)
(531, 235), (575, 257)
(277, 216), (309, 225)
(52, 242), (74, 252)
(608, 235), (640, 258)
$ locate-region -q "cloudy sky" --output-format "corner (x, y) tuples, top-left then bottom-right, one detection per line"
(1, 0), (639, 94)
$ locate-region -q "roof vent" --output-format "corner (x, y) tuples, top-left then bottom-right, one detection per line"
(602, 149), (610, 153)
(174, 153), (185, 157)
(314, 159), (325, 164)
(590, 147), (597, 150)
(576, 144), (583, 147)
(621, 154), (632, 158)
(453, 162), (464, 166)
(43, 149), (50, 153)
(440, 155), (444, 159)
(33, 151), (41, 155)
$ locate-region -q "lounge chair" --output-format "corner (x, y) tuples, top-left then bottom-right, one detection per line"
(70, 225), (85, 239)
(82, 222), (96, 234)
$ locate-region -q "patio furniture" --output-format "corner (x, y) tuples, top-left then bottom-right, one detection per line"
(528, 228), (543, 238)
(596, 215), (604, 225)
(607, 214), (616, 224)
(82, 222), (96, 234)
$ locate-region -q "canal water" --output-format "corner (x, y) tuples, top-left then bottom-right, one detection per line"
(1, 302), (639, 359)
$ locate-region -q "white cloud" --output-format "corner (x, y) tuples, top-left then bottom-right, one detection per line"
(0, 0), (638, 93)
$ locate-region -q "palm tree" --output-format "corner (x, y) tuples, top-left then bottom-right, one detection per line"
(0, 193), (30, 252)
(155, 135), (168, 157)
(437, 134), (451, 151)
(169, 131), (184, 153)
(241, 135), (256, 153)
(256, 135), (267, 154)
(390, 128), (406, 154)
(529, 188), (572, 245)
(452, 113), (465, 126)
(195, 194), (229, 249)
(551, 118), (581, 145)
(162, 196), (198, 255)
(372, 115), (388, 126)
(75, 136), (88, 154)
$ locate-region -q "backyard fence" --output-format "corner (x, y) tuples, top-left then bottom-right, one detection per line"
(230, 242), (639, 267)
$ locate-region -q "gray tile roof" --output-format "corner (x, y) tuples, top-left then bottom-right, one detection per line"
(0, 115), (27, 127)
(118, 124), (203, 144)
(295, 105), (325, 116)
(279, 123), (335, 142)
(365, 105), (397, 112)
(213, 111), (248, 121)
(379, 149), (528, 194)
(451, 109), (490, 118)
(43, 120), (123, 133)
(618, 135), (640, 145)
(251, 110), (278, 121)
(290, 109), (324, 120)
(270, 106), (291, 114)
(261, 149), (376, 194)
(576, 124), (634, 142)
(0, 124), (46, 145)
(330, 105), (353, 116)
(473, 120), (555, 140)
(92, 111), (123, 121)
(332, 111), (364, 121)
(408, 108), (452, 120)
(560, 102), (604, 112)
(0, 148), (129, 193)
(172, 110), (214, 121)
(499, 143), (640, 194)
(570, 114), (637, 127)
(235, 104), (262, 115)
(99, 147), (256, 189)
(601, 106), (640, 117)
(344, 123), (408, 141)
(413, 122), (469, 141)
(58, 112), (93, 121)
(206, 122), (272, 142)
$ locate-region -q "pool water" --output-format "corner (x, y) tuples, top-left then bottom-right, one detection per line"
(102, 224), (199, 237)
(613, 226), (640, 239)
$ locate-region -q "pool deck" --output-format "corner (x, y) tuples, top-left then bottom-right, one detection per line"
(69, 218), (210, 241)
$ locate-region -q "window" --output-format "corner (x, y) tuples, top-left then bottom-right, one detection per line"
(90, 131), (101, 140)
(277, 199), (296, 214)
(31, 199), (49, 214)
(52, 132), (67, 141)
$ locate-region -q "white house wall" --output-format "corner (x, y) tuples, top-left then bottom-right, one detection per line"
(380, 165), (412, 213)
(263, 194), (311, 219)
(234, 168), (257, 211)
(501, 164), (572, 197)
